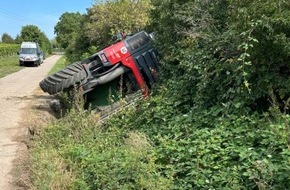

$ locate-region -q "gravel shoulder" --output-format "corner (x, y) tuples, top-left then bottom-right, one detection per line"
(0, 55), (61, 190)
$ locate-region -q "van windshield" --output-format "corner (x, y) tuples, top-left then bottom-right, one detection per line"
(20, 48), (37, 54)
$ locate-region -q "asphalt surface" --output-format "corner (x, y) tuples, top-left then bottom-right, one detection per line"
(0, 55), (61, 190)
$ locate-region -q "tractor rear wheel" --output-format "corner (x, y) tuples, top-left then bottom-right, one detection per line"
(39, 62), (87, 95)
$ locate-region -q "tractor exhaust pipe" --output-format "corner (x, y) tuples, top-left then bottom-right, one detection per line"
(83, 66), (128, 93)
(96, 66), (128, 84)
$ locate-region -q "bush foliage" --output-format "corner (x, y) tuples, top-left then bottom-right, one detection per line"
(106, 96), (290, 189)
(31, 109), (172, 189)
(106, 0), (290, 188)
(32, 0), (290, 189)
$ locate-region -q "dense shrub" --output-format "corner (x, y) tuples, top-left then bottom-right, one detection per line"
(32, 0), (290, 189)
(106, 97), (290, 189)
(104, 0), (290, 189)
(31, 109), (172, 189)
(151, 0), (290, 113)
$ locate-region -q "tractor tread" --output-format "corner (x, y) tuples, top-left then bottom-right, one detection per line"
(39, 62), (87, 95)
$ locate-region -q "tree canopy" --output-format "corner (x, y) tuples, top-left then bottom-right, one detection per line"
(20, 25), (43, 43)
(54, 12), (84, 49)
(19, 25), (51, 54)
(58, 0), (152, 62)
(84, 0), (151, 45)
(1, 33), (15, 44)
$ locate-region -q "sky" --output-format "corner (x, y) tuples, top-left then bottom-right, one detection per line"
(0, 0), (95, 40)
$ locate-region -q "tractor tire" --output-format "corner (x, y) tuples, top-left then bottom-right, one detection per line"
(39, 62), (87, 95)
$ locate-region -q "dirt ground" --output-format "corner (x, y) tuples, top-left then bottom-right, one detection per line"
(14, 87), (56, 189)
(0, 55), (61, 190)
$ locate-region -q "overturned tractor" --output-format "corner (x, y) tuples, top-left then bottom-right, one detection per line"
(39, 31), (160, 108)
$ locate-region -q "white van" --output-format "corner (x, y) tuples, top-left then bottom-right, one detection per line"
(18, 42), (44, 66)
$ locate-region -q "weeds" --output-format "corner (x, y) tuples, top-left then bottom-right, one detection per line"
(30, 96), (172, 189)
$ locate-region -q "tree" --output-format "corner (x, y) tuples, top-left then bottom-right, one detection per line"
(1, 33), (15, 43)
(39, 31), (52, 55)
(14, 34), (22, 44)
(62, 0), (152, 62)
(54, 12), (84, 49)
(84, 0), (152, 46)
(19, 25), (51, 54)
(50, 38), (60, 49)
(20, 25), (43, 43)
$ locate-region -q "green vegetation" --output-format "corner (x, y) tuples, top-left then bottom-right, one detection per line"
(54, 0), (152, 62)
(54, 12), (84, 50)
(0, 43), (20, 78)
(31, 106), (172, 189)
(1, 33), (15, 44)
(0, 55), (21, 78)
(106, 96), (290, 189)
(0, 43), (19, 57)
(84, 0), (151, 46)
(17, 25), (52, 55)
(48, 55), (67, 75)
(31, 0), (290, 189)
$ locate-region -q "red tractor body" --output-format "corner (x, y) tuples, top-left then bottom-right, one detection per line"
(40, 31), (160, 106)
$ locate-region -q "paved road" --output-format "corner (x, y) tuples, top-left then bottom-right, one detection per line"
(0, 55), (61, 190)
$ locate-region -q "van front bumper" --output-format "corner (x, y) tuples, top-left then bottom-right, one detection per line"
(19, 60), (40, 66)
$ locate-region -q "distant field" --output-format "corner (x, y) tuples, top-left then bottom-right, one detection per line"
(0, 52), (67, 79)
(0, 43), (19, 57)
(0, 55), (21, 78)
(0, 43), (21, 78)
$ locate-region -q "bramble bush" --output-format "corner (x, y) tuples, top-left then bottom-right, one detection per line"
(31, 0), (290, 189)
(106, 96), (290, 189)
(105, 0), (290, 189)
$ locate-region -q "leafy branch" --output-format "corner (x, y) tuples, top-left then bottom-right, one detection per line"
(237, 20), (261, 92)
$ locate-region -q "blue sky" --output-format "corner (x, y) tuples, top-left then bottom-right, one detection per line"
(0, 0), (95, 40)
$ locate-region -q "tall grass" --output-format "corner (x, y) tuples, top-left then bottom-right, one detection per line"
(30, 102), (172, 189)
(48, 56), (68, 75)
(0, 55), (21, 78)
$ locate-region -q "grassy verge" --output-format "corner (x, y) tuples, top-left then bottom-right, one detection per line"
(0, 55), (21, 78)
(29, 91), (290, 189)
(30, 105), (172, 189)
(0, 54), (68, 79)
(48, 56), (68, 75)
